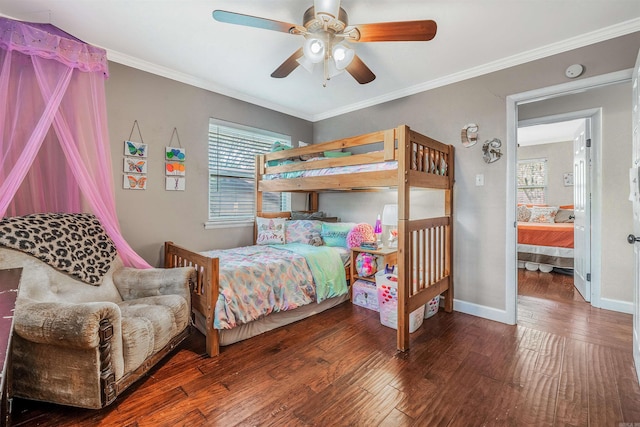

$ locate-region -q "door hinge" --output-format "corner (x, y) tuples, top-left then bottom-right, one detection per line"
(586, 138), (592, 148)
(586, 273), (591, 282)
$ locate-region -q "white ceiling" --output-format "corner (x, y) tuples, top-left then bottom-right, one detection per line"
(518, 119), (585, 147)
(1, 1), (639, 122)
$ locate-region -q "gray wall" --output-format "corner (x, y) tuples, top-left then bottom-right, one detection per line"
(105, 31), (639, 312)
(518, 141), (574, 207)
(313, 32), (640, 311)
(105, 62), (313, 265)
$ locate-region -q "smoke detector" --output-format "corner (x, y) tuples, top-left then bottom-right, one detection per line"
(565, 64), (584, 79)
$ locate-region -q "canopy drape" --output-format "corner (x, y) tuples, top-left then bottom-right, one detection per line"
(0, 17), (149, 268)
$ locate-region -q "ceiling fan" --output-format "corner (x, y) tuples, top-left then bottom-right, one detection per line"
(212, 0), (437, 86)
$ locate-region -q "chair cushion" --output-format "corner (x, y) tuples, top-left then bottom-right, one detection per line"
(118, 295), (189, 358)
(0, 213), (117, 285)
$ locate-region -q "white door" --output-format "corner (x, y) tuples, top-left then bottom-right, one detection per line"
(630, 48), (640, 385)
(573, 119), (591, 301)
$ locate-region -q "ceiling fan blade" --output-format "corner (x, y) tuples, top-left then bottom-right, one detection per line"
(346, 54), (376, 84)
(352, 20), (437, 42)
(213, 10), (302, 34)
(271, 48), (304, 78)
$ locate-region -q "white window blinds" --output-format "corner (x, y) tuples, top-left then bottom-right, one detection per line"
(208, 120), (290, 225)
(517, 158), (547, 204)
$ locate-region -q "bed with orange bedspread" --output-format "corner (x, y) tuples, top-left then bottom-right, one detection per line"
(517, 222), (574, 271)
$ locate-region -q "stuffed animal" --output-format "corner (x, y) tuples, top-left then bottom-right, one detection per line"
(267, 141), (290, 166)
(346, 223), (375, 248)
(355, 252), (377, 278)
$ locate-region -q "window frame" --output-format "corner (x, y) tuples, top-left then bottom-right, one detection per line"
(516, 157), (548, 205)
(205, 119), (291, 229)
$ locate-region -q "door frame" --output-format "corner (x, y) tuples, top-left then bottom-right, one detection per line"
(505, 69), (632, 324)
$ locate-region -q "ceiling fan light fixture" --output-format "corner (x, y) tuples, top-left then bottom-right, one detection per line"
(296, 55), (316, 73)
(332, 42), (354, 70)
(303, 37), (325, 63)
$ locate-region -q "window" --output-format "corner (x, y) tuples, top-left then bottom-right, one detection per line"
(207, 119), (291, 227)
(517, 158), (547, 204)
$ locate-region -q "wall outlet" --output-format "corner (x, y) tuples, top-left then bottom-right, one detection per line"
(475, 174), (484, 186)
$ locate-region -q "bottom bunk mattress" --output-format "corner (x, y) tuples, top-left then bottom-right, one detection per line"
(194, 293), (350, 346)
(199, 243), (349, 334)
(517, 222), (574, 270)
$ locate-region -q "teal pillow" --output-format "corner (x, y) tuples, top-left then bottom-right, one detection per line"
(321, 222), (356, 247)
(323, 151), (352, 158)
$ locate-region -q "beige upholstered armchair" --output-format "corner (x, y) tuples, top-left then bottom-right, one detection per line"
(0, 213), (195, 409)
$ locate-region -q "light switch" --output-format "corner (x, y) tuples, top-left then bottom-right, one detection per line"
(475, 174), (484, 186)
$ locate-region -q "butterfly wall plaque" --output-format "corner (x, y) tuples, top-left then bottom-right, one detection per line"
(124, 158), (148, 174)
(123, 175), (147, 190)
(124, 140), (148, 158)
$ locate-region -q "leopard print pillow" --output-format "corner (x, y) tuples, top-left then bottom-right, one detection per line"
(0, 213), (117, 285)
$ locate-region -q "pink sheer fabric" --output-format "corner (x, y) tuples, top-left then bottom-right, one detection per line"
(0, 18), (150, 268)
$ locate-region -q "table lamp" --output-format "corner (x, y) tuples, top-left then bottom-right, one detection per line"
(382, 204), (398, 248)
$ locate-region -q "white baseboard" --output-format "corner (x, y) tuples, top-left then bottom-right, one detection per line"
(453, 299), (514, 325)
(598, 297), (634, 314)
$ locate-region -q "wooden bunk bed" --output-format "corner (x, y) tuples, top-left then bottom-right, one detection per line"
(164, 124), (454, 356)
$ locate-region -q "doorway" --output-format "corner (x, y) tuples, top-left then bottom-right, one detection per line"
(516, 115), (593, 308)
(515, 116), (593, 326)
(505, 70), (633, 325)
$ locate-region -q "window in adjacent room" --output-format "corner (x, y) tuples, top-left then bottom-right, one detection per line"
(207, 119), (291, 228)
(517, 158), (547, 204)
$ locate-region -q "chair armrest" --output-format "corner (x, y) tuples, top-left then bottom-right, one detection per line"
(14, 301), (121, 349)
(112, 267), (195, 302)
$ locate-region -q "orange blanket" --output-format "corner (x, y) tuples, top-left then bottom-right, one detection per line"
(517, 222), (574, 248)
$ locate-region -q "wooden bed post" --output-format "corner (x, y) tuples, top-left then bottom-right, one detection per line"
(396, 124), (411, 351)
(255, 154), (264, 242)
(444, 145), (455, 313)
(309, 192), (319, 212)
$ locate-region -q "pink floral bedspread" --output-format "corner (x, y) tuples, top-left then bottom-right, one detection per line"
(200, 245), (321, 329)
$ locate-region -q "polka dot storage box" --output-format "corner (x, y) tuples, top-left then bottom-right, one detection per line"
(375, 271), (425, 333)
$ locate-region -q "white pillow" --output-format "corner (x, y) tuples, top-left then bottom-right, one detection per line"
(528, 206), (558, 223)
(256, 217), (286, 245)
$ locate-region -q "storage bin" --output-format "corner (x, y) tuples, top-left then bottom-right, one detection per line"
(352, 279), (379, 311)
(425, 295), (440, 319)
(375, 271), (425, 332)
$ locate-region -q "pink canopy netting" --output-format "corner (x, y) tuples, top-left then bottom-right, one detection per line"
(0, 17), (149, 268)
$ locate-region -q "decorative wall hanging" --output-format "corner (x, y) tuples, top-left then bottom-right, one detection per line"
(122, 120), (148, 189)
(482, 138), (503, 163)
(123, 158), (147, 174)
(165, 177), (186, 191)
(165, 128), (185, 191)
(461, 123), (479, 148)
(123, 175), (147, 190)
(563, 172), (574, 186)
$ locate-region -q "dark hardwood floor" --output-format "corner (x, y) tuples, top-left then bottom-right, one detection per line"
(11, 270), (640, 426)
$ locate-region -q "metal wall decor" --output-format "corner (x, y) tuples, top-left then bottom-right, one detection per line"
(461, 123), (479, 148)
(482, 138), (503, 164)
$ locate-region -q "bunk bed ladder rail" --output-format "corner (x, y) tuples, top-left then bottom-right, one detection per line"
(397, 217), (452, 350)
(164, 242), (220, 356)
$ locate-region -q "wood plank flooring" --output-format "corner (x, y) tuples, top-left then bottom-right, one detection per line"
(11, 270), (640, 426)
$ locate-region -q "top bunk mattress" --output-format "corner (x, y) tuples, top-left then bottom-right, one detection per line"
(263, 155), (448, 181)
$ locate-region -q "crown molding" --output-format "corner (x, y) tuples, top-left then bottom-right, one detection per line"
(105, 50), (316, 122)
(97, 17), (640, 123)
(311, 17), (640, 121)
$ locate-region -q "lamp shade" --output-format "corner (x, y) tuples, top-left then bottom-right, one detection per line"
(303, 37), (325, 63)
(332, 42), (355, 70)
(382, 205), (398, 226)
(382, 204), (398, 226)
